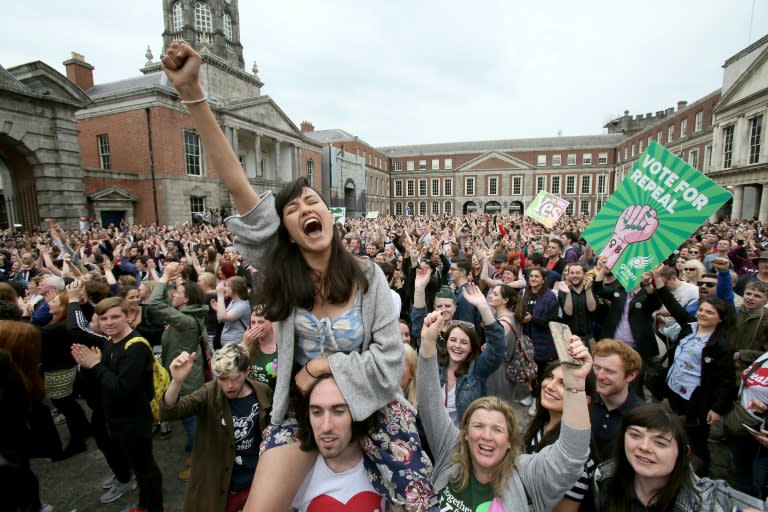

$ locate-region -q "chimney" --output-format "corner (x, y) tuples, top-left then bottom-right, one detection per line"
(677, 100), (688, 111)
(63, 52), (94, 91)
(300, 121), (314, 133)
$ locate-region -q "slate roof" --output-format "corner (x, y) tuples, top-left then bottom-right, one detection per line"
(86, 72), (174, 97)
(378, 133), (626, 156)
(304, 129), (374, 148)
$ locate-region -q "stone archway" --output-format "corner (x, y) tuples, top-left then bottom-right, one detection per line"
(0, 137), (40, 230)
(463, 201), (477, 214)
(484, 200), (502, 214)
(344, 178), (356, 213)
(509, 200), (524, 214)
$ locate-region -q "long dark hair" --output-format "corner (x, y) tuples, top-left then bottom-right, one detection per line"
(497, 284), (525, 323)
(437, 323), (482, 378)
(259, 177), (368, 321)
(523, 267), (548, 300)
(697, 296), (735, 333)
(603, 403), (692, 512)
(523, 361), (596, 453)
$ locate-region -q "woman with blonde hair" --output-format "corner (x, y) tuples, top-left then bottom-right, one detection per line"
(680, 258), (705, 284)
(417, 310), (593, 510)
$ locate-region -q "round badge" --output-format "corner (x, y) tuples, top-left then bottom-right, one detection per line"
(613, 292), (620, 298)
(635, 302), (642, 309)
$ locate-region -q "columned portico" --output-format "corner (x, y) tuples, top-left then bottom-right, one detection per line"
(760, 185), (768, 223)
(731, 186), (744, 219)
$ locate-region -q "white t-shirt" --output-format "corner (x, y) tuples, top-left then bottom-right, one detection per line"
(291, 455), (385, 512)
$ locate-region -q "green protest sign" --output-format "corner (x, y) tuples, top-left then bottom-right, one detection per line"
(525, 191), (570, 228)
(582, 141), (731, 291)
(331, 207), (346, 225)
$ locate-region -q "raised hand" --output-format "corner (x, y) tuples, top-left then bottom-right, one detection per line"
(169, 350), (197, 382)
(161, 40), (203, 99)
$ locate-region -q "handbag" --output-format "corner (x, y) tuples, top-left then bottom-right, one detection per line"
(44, 366), (77, 400)
(504, 321), (538, 385)
(723, 359), (765, 437)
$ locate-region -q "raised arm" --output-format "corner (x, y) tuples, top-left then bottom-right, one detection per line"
(162, 40), (259, 214)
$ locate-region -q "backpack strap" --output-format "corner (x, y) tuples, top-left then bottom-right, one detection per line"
(124, 336), (152, 352)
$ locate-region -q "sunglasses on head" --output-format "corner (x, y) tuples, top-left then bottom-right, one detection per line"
(449, 320), (475, 331)
(697, 281), (716, 288)
(684, 268), (697, 271)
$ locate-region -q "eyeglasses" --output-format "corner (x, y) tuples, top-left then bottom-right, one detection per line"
(697, 281), (716, 288)
(449, 320), (475, 330)
(684, 268), (697, 271)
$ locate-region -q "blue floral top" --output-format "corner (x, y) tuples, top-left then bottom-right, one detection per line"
(293, 289), (364, 365)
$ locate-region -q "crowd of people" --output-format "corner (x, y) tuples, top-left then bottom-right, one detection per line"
(3, 40), (768, 512)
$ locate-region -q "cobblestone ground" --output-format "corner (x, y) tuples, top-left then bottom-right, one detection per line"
(33, 397), (737, 512)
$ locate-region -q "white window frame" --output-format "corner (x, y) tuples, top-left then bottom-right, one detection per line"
(565, 175), (576, 195)
(582, 153), (592, 165)
(598, 152), (608, 165)
(704, 145), (712, 172)
(184, 130), (202, 176)
(444, 158), (453, 169)
(190, 195), (206, 215)
(443, 201), (452, 215)
(551, 176), (561, 194)
(688, 149), (699, 169)
(580, 199), (590, 216)
(394, 202), (403, 216)
(681, 118), (688, 138)
(488, 177), (498, 196)
(512, 176), (522, 195)
(418, 179), (428, 196)
(431, 178), (440, 196)
(223, 13), (233, 40)
(407, 160), (414, 171)
(443, 178), (453, 196)
(418, 201), (427, 216)
(695, 111), (704, 132)
(565, 202), (574, 215)
(406, 179), (415, 197)
(552, 154), (561, 166)
(306, 159), (314, 186)
(597, 174), (607, 194)
(465, 177), (475, 196)
(567, 154), (576, 165)
(172, 2), (184, 32)
(749, 116), (763, 165)
(581, 175), (592, 194)
(194, 1), (212, 32)
(418, 160), (427, 171)
(431, 159), (439, 170)
(394, 180), (403, 197)
(395, 161), (403, 171)
(97, 134), (111, 170)
(537, 155), (547, 166)
(723, 125), (735, 169)
(536, 176), (546, 193)
(668, 125), (674, 143)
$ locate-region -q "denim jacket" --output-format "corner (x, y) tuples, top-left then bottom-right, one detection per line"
(436, 320), (505, 421)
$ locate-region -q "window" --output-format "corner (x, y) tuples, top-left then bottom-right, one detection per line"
(695, 111), (704, 132)
(418, 179), (427, 196)
(465, 177), (475, 196)
(580, 200), (590, 216)
(552, 155), (561, 166)
(583, 153), (592, 165)
(639, 140), (643, 153)
(668, 125), (674, 143)
(394, 180), (402, 197)
(97, 134), (111, 170)
(688, 149), (699, 169)
(418, 160), (427, 171)
(551, 176), (561, 194)
(681, 118), (688, 138)
(581, 175), (591, 194)
(598, 152), (608, 165)
(306, 159), (314, 186)
(657, 130), (663, 144)
(647, 136), (653, 147)
(394, 202), (403, 216)
(407, 160), (414, 171)
(444, 158), (453, 169)
(565, 202), (574, 215)
(395, 161), (403, 171)
(171, 2), (183, 32)
(749, 116), (763, 164)
(723, 125), (734, 169)
(418, 201), (427, 215)
(194, 2), (212, 32)
(512, 176), (522, 195)
(566, 176), (576, 195)
(567, 154), (576, 165)
(443, 178), (453, 196)
(190, 195), (205, 215)
(704, 145), (712, 173)
(536, 176), (546, 193)
(223, 13), (233, 40)
(596, 199), (604, 211)
(537, 155), (547, 166)
(597, 174), (607, 194)
(431, 202), (440, 215)
(184, 130), (202, 176)
(631, 145), (635, 157)
(406, 179), (414, 196)
(488, 177), (498, 195)
(431, 178), (440, 196)
(443, 201), (452, 215)
(432, 159), (439, 170)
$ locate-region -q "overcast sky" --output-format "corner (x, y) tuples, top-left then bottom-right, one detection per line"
(3, 0), (767, 146)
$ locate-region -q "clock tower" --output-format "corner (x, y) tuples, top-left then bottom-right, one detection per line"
(161, 0), (244, 70)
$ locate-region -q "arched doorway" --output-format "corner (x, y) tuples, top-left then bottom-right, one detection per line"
(0, 137), (40, 230)
(463, 201), (477, 214)
(344, 178), (356, 213)
(509, 200), (524, 214)
(484, 201), (502, 214)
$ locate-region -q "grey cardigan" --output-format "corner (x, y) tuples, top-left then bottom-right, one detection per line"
(416, 353), (591, 511)
(226, 191), (404, 423)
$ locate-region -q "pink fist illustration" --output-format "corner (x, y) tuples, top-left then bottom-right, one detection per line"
(599, 205), (659, 268)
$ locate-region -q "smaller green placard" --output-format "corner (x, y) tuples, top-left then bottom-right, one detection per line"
(525, 191), (570, 228)
(582, 141), (731, 291)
